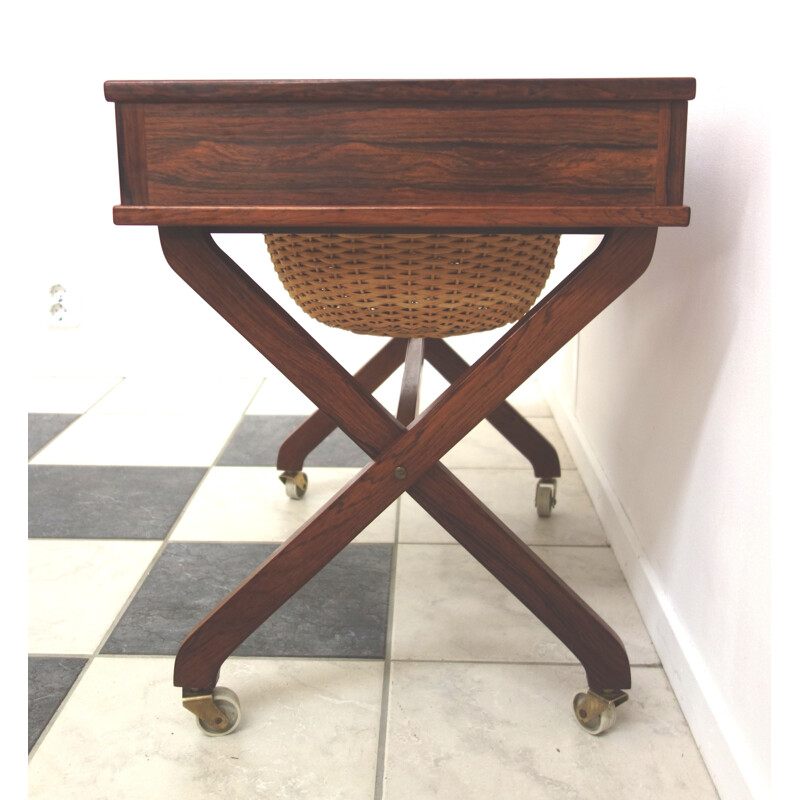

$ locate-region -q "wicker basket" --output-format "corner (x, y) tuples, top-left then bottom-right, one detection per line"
(265, 233), (560, 338)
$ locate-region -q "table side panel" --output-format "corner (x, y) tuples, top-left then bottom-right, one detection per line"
(138, 101), (663, 208)
(666, 101), (689, 205)
(115, 103), (148, 205)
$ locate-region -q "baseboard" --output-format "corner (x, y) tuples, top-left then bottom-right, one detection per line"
(544, 385), (763, 800)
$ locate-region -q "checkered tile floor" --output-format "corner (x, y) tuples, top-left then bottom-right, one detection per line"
(27, 372), (719, 799)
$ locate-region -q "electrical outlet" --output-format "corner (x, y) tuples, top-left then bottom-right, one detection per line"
(48, 283), (80, 328)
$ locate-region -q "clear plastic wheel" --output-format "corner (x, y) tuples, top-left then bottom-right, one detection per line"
(573, 689), (626, 735)
(536, 479), (557, 517)
(196, 686), (242, 737)
(279, 470), (308, 500)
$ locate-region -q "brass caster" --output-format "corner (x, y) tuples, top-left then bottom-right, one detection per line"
(573, 689), (628, 735)
(536, 478), (557, 517)
(183, 686), (242, 737)
(279, 470), (308, 500)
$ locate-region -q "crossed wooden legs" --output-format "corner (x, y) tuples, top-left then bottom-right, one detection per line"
(159, 226), (657, 712)
(277, 335), (561, 480)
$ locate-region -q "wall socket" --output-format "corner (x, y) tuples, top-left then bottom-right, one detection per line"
(48, 283), (80, 328)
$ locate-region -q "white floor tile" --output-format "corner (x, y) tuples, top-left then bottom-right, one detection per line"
(398, 468), (606, 546)
(28, 540), (161, 654)
(171, 466), (397, 543)
(29, 657), (384, 800)
(383, 662), (719, 799)
(391, 544), (658, 665)
(89, 376), (261, 417)
(27, 376), (124, 413)
(29, 413), (237, 467)
(441, 418), (575, 470)
(246, 371), (318, 415)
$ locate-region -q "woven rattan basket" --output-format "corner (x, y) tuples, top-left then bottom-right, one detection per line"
(265, 233), (560, 338)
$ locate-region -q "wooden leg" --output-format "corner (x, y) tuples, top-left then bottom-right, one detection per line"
(423, 337), (560, 477)
(397, 339), (425, 426)
(175, 455), (629, 692)
(159, 226), (656, 695)
(409, 468), (629, 691)
(173, 460), (404, 689)
(277, 337), (407, 471)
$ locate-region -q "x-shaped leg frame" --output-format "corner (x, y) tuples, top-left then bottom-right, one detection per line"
(276, 335), (561, 482)
(159, 226), (657, 717)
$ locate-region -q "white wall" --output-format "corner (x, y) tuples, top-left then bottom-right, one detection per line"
(13, 2), (774, 797)
(540, 54), (772, 800)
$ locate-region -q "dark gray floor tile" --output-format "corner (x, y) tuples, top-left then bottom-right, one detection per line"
(218, 415), (369, 467)
(101, 542), (392, 658)
(28, 465), (207, 539)
(28, 414), (80, 459)
(28, 656), (87, 752)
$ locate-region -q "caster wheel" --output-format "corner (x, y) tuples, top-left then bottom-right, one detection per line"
(536, 479), (557, 518)
(195, 686), (242, 737)
(572, 689), (627, 735)
(279, 470), (308, 500)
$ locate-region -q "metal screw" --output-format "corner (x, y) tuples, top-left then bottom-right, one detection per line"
(393, 466), (407, 480)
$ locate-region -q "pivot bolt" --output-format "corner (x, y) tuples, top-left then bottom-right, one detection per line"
(393, 466), (407, 480)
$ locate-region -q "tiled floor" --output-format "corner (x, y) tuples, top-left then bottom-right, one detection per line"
(28, 371), (720, 799)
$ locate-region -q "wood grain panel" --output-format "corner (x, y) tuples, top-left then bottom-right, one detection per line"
(142, 102), (662, 208)
(143, 102), (661, 145)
